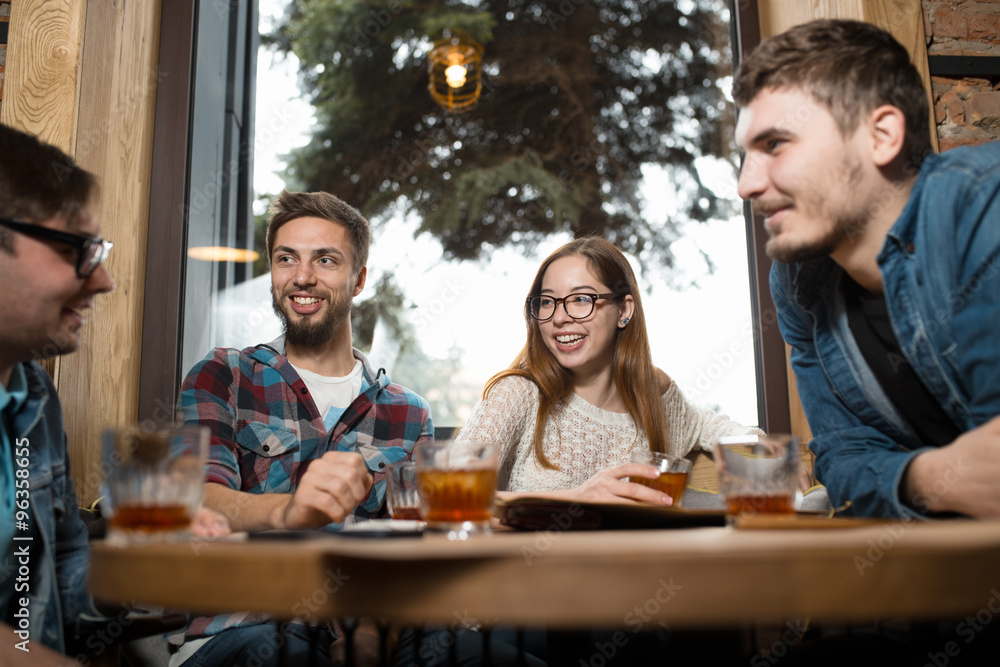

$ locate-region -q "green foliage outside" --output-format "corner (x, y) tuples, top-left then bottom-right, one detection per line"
(253, 1), (738, 424)
(264, 0), (736, 271)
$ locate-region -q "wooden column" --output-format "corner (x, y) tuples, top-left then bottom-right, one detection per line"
(1, 0), (163, 502)
(0, 0), (84, 150)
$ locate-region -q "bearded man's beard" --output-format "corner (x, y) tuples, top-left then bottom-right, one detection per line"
(271, 290), (352, 348)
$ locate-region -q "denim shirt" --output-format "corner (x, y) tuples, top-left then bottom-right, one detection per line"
(1, 362), (101, 652)
(772, 142), (1000, 519)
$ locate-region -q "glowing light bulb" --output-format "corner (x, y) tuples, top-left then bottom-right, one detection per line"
(444, 61), (467, 88)
(428, 37), (483, 112)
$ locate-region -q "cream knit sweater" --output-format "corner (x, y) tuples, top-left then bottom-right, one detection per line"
(457, 375), (762, 492)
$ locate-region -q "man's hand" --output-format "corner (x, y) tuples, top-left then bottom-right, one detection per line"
(190, 507), (231, 537)
(277, 451), (374, 529)
(1, 624), (79, 666)
(903, 416), (1000, 517)
(204, 451), (374, 532)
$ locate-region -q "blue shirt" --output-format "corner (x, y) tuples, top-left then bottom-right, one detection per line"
(0, 362), (103, 651)
(772, 141), (1000, 518)
(1, 364), (29, 618)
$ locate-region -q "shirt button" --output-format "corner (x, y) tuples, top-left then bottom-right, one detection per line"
(906, 242), (915, 254)
(378, 462), (385, 469)
(262, 445), (270, 452)
(300, 387), (308, 394)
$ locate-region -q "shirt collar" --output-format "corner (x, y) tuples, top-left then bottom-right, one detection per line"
(0, 364), (29, 416)
(258, 336), (384, 385)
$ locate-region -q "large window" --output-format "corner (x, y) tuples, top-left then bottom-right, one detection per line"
(145, 0), (768, 430)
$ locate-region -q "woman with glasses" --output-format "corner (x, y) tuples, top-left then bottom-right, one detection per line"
(458, 237), (761, 503)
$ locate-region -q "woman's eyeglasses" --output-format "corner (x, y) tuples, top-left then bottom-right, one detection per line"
(527, 292), (618, 322)
(0, 217), (113, 279)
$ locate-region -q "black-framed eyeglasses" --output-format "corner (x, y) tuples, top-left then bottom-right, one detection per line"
(527, 292), (619, 322)
(0, 217), (112, 279)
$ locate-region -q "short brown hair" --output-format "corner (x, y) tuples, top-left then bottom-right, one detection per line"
(265, 190), (370, 274)
(0, 124), (97, 253)
(732, 19), (932, 170)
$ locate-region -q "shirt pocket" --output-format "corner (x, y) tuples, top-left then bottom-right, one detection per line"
(236, 423), (301, 458)
(235, 423), (301, 493)
(356, 444), (409, 474)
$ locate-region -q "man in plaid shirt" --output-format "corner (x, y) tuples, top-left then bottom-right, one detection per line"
(172, 190), (433, 667)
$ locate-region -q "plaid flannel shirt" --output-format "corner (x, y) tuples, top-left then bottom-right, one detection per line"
(176, 337), (433, 641)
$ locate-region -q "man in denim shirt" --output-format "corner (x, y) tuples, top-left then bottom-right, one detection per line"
(0, 125), (114, 662)
(733, 20), (1000, 520)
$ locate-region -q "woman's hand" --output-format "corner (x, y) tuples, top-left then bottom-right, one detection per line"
(564, 463), (675, 505)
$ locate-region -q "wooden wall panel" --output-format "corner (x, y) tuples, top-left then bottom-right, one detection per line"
(758, 0), (864, 37)
(0, 0), (84, 151)
(61, 0), (163, 502)
(1, 0), (162, 502)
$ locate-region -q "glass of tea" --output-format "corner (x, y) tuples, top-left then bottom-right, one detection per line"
(413, 440), (498, 540)
(629, 450), (692, 506)
(100, 424), (208, 544)
(715, 434), (802, 526)
(385, 460), (422, 521)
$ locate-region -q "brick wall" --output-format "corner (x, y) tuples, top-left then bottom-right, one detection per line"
(924, 1), (1000, 149)
(0, 2), (10, 107)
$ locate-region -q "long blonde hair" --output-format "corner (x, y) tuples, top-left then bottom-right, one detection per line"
(484, 237), (669, 469)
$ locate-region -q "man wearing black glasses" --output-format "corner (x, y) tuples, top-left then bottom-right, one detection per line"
(0, 123), (114, 664)
(0, 218), (112, 280)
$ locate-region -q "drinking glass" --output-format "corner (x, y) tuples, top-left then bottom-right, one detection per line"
(414, 440), (498, 539)
(715, 434), (802, 526)
(100, 424), (208, 544)
(629, 449), (692, 506)
(385, 460), (422, 521)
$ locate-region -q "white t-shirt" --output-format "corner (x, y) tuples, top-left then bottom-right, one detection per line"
(291, 360), (366, 430)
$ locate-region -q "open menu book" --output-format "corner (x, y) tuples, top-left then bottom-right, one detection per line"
(495, 496), (726, 531)
(495, 497), (885, 531)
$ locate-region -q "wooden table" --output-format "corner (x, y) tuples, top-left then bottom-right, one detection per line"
(89, 520), (1000, 630)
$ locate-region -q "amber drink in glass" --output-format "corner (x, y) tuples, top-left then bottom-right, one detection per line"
(414, 440), (498, 539)
(100, 424), (208, 544)
(715, 434), (802, 527)
(629, 450), (692, 506)
(385, 460), (422, 521)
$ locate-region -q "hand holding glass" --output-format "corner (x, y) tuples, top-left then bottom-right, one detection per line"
(629, 450), (692, 506)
